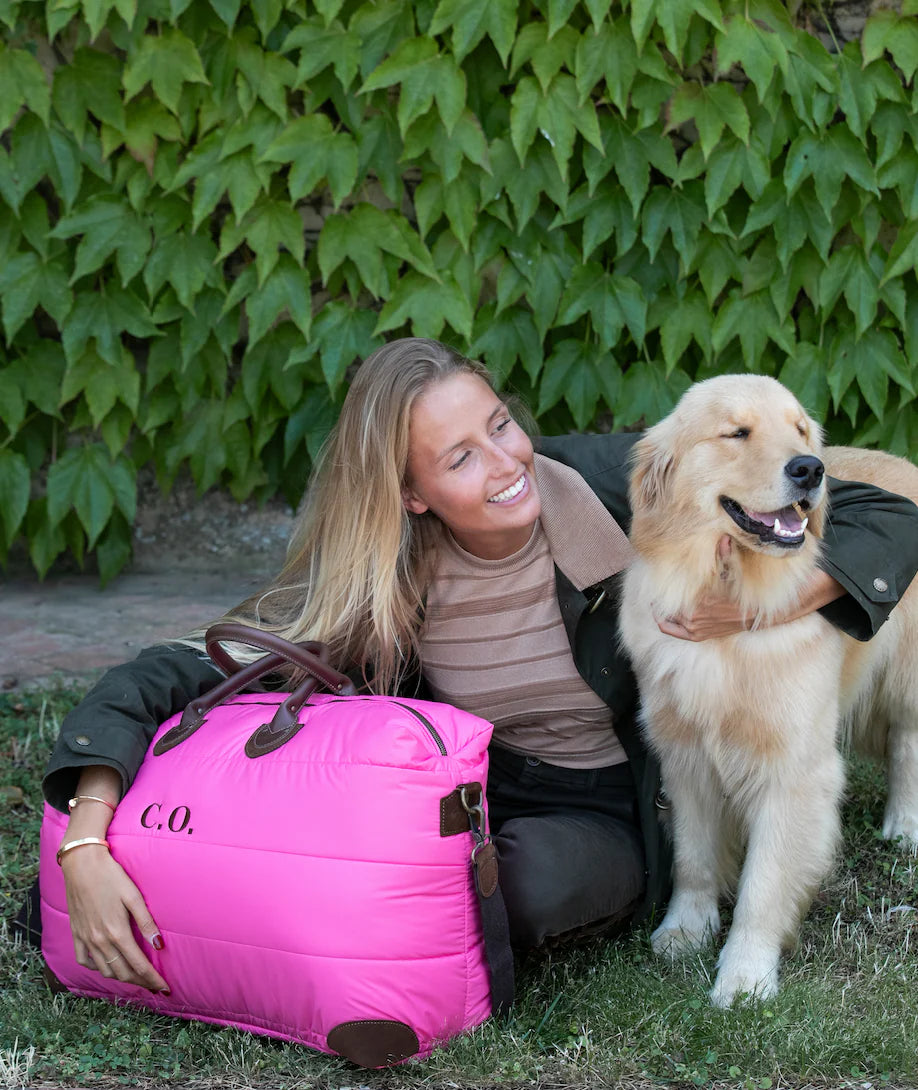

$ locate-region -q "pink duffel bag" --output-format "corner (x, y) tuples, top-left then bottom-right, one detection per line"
(40, 624), (512, 1068)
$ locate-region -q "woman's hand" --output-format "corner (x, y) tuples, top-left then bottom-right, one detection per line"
(655, 535), (846, 642)
(59, 765), (168, 994)
(62, 847), (169, 994)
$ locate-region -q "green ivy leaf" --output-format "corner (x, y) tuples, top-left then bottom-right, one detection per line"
(572, 181), (638, 261)
(94, 509), (133, 586)
(556, 263), (647, 349)
(429, 0), (518, 65)
(0, 43), (50, 130)
(837, 46), (880, 142)
(490, 138), (568, 232)
(123, 28), (209, 115)
(641, 182), (706, 268)
(537, 337), (621, 429)
(283, 384), (339, 466)
(51, 195), (152, 286)
(46, 443), (136, 549)
(60, 344), (140, 425)
(659, 291), (713, 372)
(10, 115), (83, 212)
(779, 343), (830, 423)
(0, 449), (29, 548)
(104, 98), (182, 174)
(586, 114), (650, 215)
(0, 365), (25, 434)
(818, 246), (879, 339)
(689, 233), (741, 306)
(375, 269), (474, 341)
(616, 359), (692, 427)
(284, 18), (361, 89)
(26, 497), (67, 578)
(219, 197), (305, 285)
(702, 137), (748, 217)
(52, 48), (125, 145)
(0, 253), (72, 343)
(61, 286), (157, 365)
(360, 37), (467, 136)
(575, 19), (638, 113)
(510, 23), (578, 92)
(667, 80), (749, 160)
(318, 203), (438, 296)
(784, 127), (877, 218)
(714, 13), (788, 103)
(863, 10), (918, 86)
(712, 289), (795, 369)
(243, 254), (313, 348)
(229, 28), (296, 121)
(143, 230), (220, 308)
(261, 115), (359, 207)
(309, 300), (382, 392)
(510, 73), (603, 181)
(881, 219), (918, 285)
(470, 302), (542, 385)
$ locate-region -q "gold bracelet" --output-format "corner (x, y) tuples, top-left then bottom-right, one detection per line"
(56, 837), (111, 866)
(68, 795), (116, 814)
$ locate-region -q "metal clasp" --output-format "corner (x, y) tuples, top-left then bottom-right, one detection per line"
(460, 783), (490, 855)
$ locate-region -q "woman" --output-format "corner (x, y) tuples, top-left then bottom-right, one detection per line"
(41, 338), (918, 996)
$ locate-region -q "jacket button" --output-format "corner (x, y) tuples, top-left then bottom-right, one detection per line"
(74, 735), (91, 746)
(873, 577), (888, 593)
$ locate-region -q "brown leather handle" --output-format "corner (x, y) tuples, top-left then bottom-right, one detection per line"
(152, 624), (357, 756)
(205, 623), (352, 693)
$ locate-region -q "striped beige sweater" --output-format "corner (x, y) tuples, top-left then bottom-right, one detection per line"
(419, 454), (633, 769)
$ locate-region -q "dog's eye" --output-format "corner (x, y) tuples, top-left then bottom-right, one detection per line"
(725, 427), (750, 440)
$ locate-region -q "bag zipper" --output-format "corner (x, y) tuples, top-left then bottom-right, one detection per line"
(322, 697), (447, 756)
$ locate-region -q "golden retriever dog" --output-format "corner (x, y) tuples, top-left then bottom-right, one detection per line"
(618, 374), (918, 1007)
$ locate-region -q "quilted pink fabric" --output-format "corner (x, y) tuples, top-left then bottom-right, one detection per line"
(40, 693), (494, 1063)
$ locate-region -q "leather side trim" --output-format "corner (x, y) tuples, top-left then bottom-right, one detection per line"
(439, 782), (481, 836)
(326, 1019), (420, 1068)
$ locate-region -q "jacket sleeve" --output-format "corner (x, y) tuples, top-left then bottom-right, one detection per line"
(43, 645), (223, 812)
(817, 476), (918, 641)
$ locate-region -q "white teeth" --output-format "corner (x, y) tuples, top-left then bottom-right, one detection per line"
(801, 517), (808, 531)
(488, 475), (525, 503)
(773, 518), (781, 533)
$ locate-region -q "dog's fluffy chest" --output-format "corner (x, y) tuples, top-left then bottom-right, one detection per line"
(621, 567), (845, 760)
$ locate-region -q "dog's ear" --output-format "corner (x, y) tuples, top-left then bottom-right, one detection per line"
(630, 426), (675, 511)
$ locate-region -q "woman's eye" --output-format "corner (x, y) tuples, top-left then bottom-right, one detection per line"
(494, 417), (511, 433)
(448, 451), (470, 471)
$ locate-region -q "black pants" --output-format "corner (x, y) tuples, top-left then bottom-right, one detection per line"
(486, 745), (645, 949)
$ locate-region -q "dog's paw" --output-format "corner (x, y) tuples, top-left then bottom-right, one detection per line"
(710, 944), (780, 1008)
(881, 810), (918, 852)
(651, 904), (720, 956)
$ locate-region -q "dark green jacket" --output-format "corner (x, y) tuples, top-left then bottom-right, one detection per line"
(44, 432), (918, 922)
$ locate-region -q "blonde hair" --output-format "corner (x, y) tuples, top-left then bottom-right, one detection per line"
(213, 338), (495, 693)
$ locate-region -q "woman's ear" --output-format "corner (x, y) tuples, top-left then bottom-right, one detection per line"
(402, 486), (428, 515)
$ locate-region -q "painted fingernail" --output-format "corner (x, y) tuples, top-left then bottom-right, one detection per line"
(151, 933), (164, 951)
(159, 987), (171, 996)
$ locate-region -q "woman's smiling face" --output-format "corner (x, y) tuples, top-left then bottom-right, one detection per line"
(402, 372), (541, 560)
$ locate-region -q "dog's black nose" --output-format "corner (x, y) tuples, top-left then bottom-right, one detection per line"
(784, 455), (824, 491)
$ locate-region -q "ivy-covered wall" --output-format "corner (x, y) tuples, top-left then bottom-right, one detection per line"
(1, 0), (917, 580)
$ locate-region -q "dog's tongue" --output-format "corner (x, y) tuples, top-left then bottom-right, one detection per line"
(746, 505), (805, 533)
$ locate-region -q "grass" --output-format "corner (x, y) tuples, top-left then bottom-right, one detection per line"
(2, 687), (917, 1090)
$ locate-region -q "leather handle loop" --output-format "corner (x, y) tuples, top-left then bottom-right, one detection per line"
(153, 624), (357, 757)
(204, 622), (353, 691)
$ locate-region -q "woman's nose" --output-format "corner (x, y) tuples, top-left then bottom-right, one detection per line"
(486, 442), (517, 473)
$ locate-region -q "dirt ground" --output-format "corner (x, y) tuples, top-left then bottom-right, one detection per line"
(0, 480), (295, 689)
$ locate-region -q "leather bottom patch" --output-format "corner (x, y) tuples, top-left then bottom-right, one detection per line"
(327, 1019), (420, 1068)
